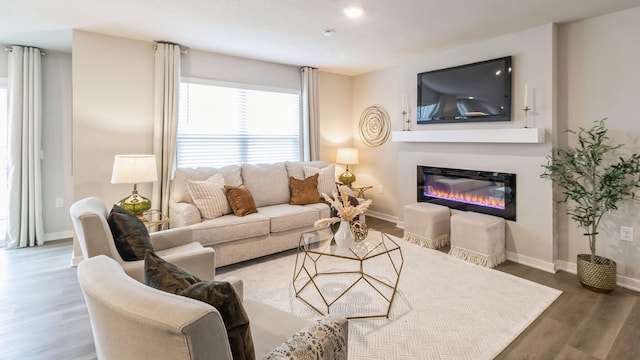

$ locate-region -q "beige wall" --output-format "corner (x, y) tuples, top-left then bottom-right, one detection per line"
(317, 71), (353, 169)
(557, 7), (640, 287)
(72, 30), (155, 206)
(351, 25), (557, 271)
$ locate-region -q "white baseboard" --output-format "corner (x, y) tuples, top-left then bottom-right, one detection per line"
(44, 230), (74, 242)
(366, 210), (399, 224)
(555, 260), (640, 293)
(506, 251), (556, 274)
(71, 255), (83, 267)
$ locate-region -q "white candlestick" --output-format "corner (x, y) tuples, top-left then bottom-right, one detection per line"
(524, 84), (528, 107)
(401, 95), (406, 113)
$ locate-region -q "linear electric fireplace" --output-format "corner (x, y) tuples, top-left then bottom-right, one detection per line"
(417, 166), (516, 221)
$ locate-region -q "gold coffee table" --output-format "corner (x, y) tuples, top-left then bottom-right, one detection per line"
(292, 228), (403, 319)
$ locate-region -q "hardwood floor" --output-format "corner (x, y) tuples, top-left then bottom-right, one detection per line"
(1, 217), (638, 359)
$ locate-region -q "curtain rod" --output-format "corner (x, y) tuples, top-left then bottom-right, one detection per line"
(5, 47), (46, 55)
(154, 41), (188, 55)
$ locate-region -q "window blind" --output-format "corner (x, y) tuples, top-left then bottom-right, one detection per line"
(177, 81), (301, 168)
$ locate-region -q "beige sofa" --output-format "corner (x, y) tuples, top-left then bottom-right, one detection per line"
(169, 161), (335, 268)
(78, 255), (348, 359)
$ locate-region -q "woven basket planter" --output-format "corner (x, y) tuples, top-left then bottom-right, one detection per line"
(577, 254), (617, 293)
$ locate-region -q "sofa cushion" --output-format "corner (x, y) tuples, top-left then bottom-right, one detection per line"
(107, 205), (154, 261)
(191, 213), (271, 246)
(187, 174), (232, 219)
(241, 162), (290, 207)
(304, 165), (337, 198)
(304, 202), (332, 219)
(144, 250), (200, 294)
(224, 185), (258, 216)
(258, 204), (320, 233)
(173, 165), (242, 204)
(289, 174), (320, 205)
(285, 160), (328, 180)
(181, 281), (255, 360)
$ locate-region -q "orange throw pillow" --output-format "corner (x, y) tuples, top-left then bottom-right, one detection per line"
(289, 174), (320, 205)
(224, 185), (258, 216)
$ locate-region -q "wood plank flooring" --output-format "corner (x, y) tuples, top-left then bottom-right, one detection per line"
(0, 217), (638, 359)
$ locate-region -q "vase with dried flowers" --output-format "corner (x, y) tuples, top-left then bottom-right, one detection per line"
(314, 185), (372, 248)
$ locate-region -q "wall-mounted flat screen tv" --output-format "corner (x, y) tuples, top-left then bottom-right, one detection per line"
(417, 56), (512, 124)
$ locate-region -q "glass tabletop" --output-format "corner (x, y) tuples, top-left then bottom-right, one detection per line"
(300, 227), (400, 260)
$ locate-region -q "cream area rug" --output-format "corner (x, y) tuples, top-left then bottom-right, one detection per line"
(219, 235), (562, 359)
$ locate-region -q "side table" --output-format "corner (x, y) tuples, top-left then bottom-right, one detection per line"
(350, 185), (373, 199)
(140, 209), (170, 232)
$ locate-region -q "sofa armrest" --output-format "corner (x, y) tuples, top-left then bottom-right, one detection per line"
(169, 201), (202, 228)
(263, 316), (348, 360)
(149, 227), (195, 251)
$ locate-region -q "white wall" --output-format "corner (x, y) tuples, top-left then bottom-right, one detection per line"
(0, 45), (72, 240)
(557, 6), (640, 288)
(352, 25), (558, 271)
(182, 49), (299, 90)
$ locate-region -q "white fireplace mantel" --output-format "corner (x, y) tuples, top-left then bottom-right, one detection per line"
(391, 128), (546, 144)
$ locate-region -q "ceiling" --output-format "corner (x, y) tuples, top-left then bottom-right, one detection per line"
(2, 0), (640, 76)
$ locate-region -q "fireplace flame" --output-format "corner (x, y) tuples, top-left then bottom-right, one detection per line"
(425, 187), (505, 209)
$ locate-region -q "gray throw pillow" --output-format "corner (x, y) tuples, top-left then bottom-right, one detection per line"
(107, 205), (154, 261)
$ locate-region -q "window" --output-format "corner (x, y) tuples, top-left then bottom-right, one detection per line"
(177, 79), (301, 168)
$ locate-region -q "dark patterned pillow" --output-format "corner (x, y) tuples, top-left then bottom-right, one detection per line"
(107, 205), (154, 261)
(144, 250), (201, 294)
(144, 251), (255, 359)
(180, 281), (255, 360)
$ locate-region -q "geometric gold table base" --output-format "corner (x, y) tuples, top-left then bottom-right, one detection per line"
(293, 230), (404, 319)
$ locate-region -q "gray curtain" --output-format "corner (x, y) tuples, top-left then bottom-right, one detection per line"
(301, 67), (319, 161)
(6, 46), (44, 248)
(152, 43), (181, 218)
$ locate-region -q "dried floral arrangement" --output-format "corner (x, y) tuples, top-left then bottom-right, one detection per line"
(314, 185), (372, 227)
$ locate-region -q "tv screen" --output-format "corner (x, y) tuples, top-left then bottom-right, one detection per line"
(417, 56), (512, 124)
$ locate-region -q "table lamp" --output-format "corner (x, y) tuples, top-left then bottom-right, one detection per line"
(111, 154), (158, 216)
(336, 147), (359, 187)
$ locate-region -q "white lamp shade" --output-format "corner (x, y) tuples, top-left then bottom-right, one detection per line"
(336, 147), (359, 165)
(111, 155), (158, 184)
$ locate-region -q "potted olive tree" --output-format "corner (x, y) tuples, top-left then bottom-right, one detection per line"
(541, 118), (640, 293)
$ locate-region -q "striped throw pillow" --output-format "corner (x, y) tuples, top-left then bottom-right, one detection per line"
(187, 173), (232, 219)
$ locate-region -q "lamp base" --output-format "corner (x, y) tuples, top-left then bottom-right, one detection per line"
(338, 170), (356, 188)
(117, 191), (151, 216)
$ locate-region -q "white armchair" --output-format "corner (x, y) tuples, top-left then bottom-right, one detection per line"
(70, 197), (215, 282)
(77, 256), (349, 360)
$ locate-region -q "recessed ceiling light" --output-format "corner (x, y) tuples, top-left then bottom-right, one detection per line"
(343, 6), (364, 18)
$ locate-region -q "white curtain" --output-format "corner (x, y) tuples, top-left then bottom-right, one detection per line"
(6, 46), (44, 248)
(301, 67), (320, 161)
(152, 43), (181, 217)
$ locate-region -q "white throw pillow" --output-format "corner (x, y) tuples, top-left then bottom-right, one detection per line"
(304, 165), (337, 198)
(187, 174), (232, 219)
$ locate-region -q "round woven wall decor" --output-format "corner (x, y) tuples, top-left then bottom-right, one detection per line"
(359, 105), (390, 147)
